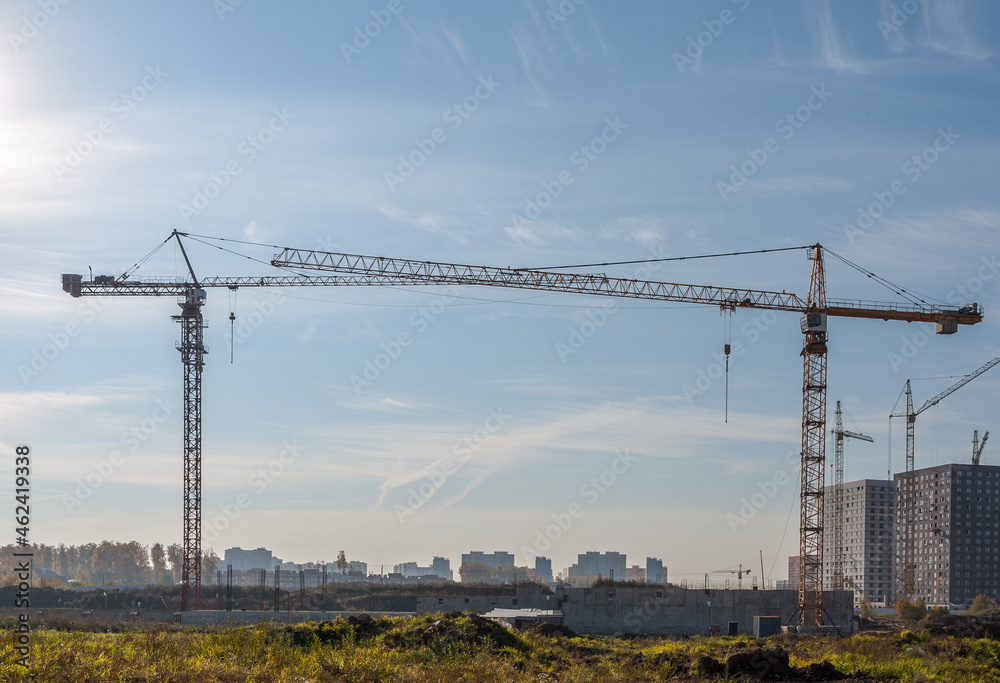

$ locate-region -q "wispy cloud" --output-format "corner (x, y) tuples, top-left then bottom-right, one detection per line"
(920, 0), (992, 60)
(397, 17), (477, 79)
(378, 204), (476, 245)
(504, 219), (578, 247)
(806, 0), (873, 73)
(746, 175), (852, 195)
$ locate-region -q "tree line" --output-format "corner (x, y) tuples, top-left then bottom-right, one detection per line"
(0, 542), (221, 586)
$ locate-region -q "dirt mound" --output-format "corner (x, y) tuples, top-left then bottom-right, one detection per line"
(530, 622), (578, 638)
(724, 647), (845, 681)
(383, 613), (525, 652)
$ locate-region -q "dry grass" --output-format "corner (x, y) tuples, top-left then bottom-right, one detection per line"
(0, 613), (999, 681)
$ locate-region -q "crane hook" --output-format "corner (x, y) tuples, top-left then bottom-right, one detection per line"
(228, 288), (237, 364)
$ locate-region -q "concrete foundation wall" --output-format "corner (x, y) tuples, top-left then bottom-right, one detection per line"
(555, 587), (853, 635)
(416, 587), (545, 614)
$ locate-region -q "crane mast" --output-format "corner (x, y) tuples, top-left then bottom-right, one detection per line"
(891, 356), (1000, 599)
(973, 430), (990, 466)
(830, 401), (873, 593)
(63, 237), (984, 624)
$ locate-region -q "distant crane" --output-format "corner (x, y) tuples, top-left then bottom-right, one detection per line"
(973, 430), (990, 466)
(890, 357), (1000, 598)
(63, 235), (985, 623)
(830, 401), (873, 591)
(712, 564), (752, 590)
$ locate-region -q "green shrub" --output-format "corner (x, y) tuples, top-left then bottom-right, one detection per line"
(896, 597), (927, 622)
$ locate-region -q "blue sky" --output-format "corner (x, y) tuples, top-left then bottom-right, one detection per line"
(2, 0), (999, 585)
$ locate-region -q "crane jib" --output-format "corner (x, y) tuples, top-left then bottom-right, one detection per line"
(62, 272), (984, 333)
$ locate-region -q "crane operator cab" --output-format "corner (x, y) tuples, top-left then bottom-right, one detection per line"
(183, 288), (207, 307)
(800, 312), (827, 334)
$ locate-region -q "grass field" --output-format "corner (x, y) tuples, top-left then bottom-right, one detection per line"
(2, 612), (1000, 682)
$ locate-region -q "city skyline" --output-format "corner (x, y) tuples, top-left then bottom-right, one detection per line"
(2, 1), (999, 586)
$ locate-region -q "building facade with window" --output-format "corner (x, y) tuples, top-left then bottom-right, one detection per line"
(895, 464), (1000, 607)
(823, 479), (894, 605)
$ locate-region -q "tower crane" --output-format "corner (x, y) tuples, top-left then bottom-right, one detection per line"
(712, 564), (752, 590)
(271, 242), (982, 626)
(63, 235), (984, 624)
(830, 402), (873, 591)
(890, 357), (1000, 599)
(973, 430), (990, 466)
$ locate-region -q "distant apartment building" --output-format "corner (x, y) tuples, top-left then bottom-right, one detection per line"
(787, 556), (800, 590)
(626, 565), (645, 582)
(223, 547), (282, 571)
(646, 557), (665, 585)
(894, 463), (1000, 607)
(569, 551), (627, 583)
(534, 556), (553, 584)
(461, 551), (514, 568)
(393, 557), (453, 581)
(823, 478), (894, 605)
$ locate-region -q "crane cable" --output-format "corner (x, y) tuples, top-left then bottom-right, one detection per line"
(118, 234), (173, 281)
(822, 248), (946, 308)
(519, 245), (813, 271)
(723, 308), (733, 423)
